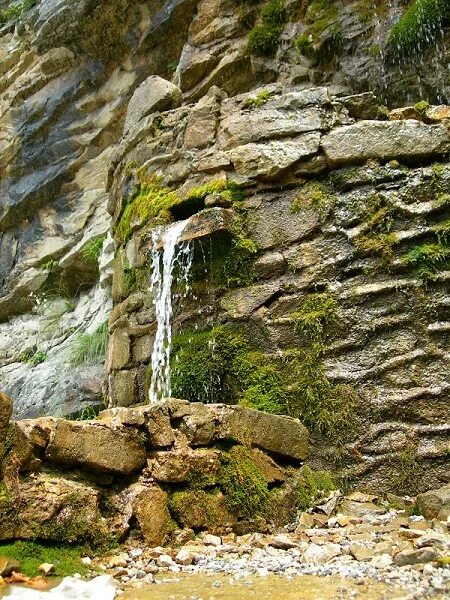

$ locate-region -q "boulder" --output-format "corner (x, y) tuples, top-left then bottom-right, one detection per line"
(393, 547), (438, 566)
(46, 420), (146, 475)
(229, 134), (321, 179)
(0, 472), (103, 543)
(149, 448), (221, 485)
(216, 406), (309, 461)
(321, 120), (450, 166)
(124, 76), (182, 134)
(416, 483), (450, 521)
(133, 485), (173, 547)
(0, 557), (20, 577)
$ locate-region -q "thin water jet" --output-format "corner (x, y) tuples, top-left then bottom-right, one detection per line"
(148, 220), (193, 404)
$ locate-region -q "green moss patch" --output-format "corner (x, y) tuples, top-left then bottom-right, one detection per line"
(291, 181), (336, 221)
(387, 0), (450, 58)
(219, 446), (269, 517)
(248, 0), (285, 57)
(0, 541), (91, 578)
(115, 178), (183, 245)
(295, 465), (335, 511)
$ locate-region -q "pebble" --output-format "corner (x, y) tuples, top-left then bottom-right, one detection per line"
(101, 497), (450, 598)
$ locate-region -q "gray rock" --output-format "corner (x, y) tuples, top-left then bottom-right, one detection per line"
(124, 76), (182, 134)
(321, 121), (450, 166)
(229, 134), (321, 179)
(393, 547), (438, 567)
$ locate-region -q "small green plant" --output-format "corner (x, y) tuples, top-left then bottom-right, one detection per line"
(414, 100), (430, 117)
(0, 541), (91, 578)
(219, 446), (269, 517)
(0, 0), (37, 24)
(242, 90), (273, 109)
(387, 0), (449, 58)
(19, 347), (47, 366)
(248, 0), (285, 57)
(292, 292), (339, 342)
(401, 242), (450, 279)
(295, 465), (336, 510)
(40, 259), (58, 271)
(295, 33), (313, 54)
(81, 235), (106, 263)
(68, 321), (108, 365)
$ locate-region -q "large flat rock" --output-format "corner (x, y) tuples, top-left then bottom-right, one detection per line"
(46, 420), (147, 475)
(321, 120), (450, 166)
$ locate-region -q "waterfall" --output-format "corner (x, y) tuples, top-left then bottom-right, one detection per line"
(148, 220), (193, 403)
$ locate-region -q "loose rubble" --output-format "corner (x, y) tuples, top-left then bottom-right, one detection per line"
(97, 491), (450, 599)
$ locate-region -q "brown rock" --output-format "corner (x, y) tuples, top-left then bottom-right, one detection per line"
(0, 391), (13, 472)
(416, 483), (450, 521)
(46, 420), (146, 475)
(169, 490), (235, 531)
(0, 472), (103, 543)
(338, 499), (384, 518)
(393, 547), (438, 566)
(0, 557), (20, 577)
(250, 449), (286, 483)
(349, 543), (375, 561)
(149, 448), (221, 484)
(147, 404), (175, 448)
(133, 485), (173, 547)
(216, 406), (308, 461)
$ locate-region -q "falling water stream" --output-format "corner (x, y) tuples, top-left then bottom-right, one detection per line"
(148, 219), (193, 403)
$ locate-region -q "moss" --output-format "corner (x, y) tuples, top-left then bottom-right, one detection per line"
(292, 292), (338, 342)
(414, 100), (430, 117)
(219, 446), (269, 517)
(0, 541), (91, 578)
(387, 0), (449, 58)
(242, 90), (273, 109)
(401, 242), (450, 279)
(171, 326), (287, 413)
(390, 447), (424, 494)
(124, 265), (149, 295)
(353, 193), (398, 261)
(171, 326), (247, 404)
(248, 0), (285, 57)
(68, 321), (109, 365)
(185, 179), (246, 206)
(169, 489), (228, 529)
(115, 177), (182, 245)
(295, 465), (335, 511)
(286, 346), (359, 438)
(290, 180), (336, 221)
(40, 493), (116, 551)
(295, 33), (314, 55)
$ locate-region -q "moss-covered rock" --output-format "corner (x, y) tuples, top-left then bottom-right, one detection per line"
(169, 490), (235, 531)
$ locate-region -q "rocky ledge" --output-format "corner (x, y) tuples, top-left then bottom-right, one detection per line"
(0, 396), (309, 547)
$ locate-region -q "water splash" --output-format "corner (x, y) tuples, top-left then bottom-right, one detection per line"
(149, 220), (193, 403)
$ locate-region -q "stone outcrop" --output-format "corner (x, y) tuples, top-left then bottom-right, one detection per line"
(108, 83), (450, 495)
(0, 400), (309, 545)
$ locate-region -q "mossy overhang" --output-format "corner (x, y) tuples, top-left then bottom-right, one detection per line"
(145, 207), (237, 250)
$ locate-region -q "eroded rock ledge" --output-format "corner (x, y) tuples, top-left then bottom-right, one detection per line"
(0, 399), (308, 547)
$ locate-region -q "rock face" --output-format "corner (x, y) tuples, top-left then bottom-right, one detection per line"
(108, 80), (450, 494)
(1, 0), (449, 498)
(0, 400), (308, 545)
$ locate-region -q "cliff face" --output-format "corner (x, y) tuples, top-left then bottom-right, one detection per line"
(1, 0), (450, 492)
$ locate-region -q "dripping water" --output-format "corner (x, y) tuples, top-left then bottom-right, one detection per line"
(148, 220), (193, 403)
